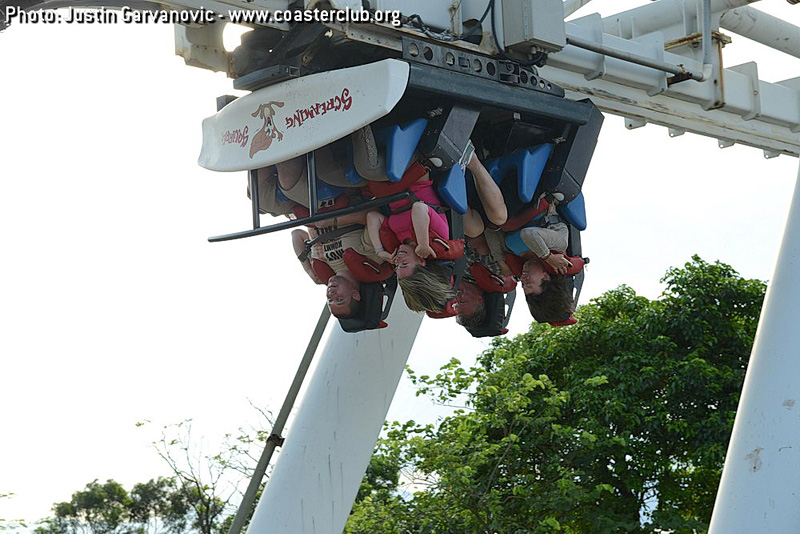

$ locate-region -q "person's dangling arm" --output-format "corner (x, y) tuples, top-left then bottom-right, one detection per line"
(366, 210), (394, 261)
(411, 202), (436, 259)
(292, 228), (325, 284)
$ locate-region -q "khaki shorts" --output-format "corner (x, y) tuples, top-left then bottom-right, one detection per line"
(247, 167), (296, 217)
(278, 149), (366, 208)
(245, 163), (350, 215)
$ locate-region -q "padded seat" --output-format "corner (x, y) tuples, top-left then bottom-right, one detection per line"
(465, 290), (516, 338)
(373, 118), (428, 182)
(436, 164), (469, 214)
(558, 192), (587, 231)
(338, 278), (398, 333)
(275, 178), (347, 206)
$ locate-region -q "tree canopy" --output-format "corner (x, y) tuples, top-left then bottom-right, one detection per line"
(35, 413), (277, 534)
(347, 256), (765, 534)
(31, 257), (764, 534)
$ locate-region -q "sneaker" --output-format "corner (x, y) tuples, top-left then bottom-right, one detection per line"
(458, 139), (475, 170)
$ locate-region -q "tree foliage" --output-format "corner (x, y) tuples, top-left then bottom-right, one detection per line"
(152, 421), (230, 534)
(37, 407), (276, 534)
(346, 256), (765, 534)
(37, 478), (184, 534)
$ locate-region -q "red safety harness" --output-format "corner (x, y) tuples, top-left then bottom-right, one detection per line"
(310, 248), (393, 284)
(505, 251), (586, 277)
(499, 197), (551, 233)
(469, 262), (517, 293)
(366, 160), (468, 320)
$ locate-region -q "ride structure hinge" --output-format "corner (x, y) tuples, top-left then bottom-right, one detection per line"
(267, 433), (285, 447)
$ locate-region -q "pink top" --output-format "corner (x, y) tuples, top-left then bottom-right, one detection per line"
(385, 181), (449, 242)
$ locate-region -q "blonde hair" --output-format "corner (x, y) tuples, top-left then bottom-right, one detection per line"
(398, 263), (456, 313)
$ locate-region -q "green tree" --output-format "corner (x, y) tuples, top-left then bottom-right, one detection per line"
(128, 478), (188, 534)
(0, 492), (26, 531)
(36, 478), (192, 534)
(147, 408), (274, 534)
(152, 421), (234, 534)
(347, 256), (764, 534)
(42, 480), (131, 534)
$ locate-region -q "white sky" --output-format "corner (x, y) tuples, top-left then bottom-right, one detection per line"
(1, 0), (799, 527)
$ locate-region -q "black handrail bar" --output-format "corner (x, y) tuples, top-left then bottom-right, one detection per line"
(208, 191), (411, 242)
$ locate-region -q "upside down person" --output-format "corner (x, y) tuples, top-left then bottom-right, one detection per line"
(249, 155), (384, 320)
(291, 209), (384, 319)
(513, 200), (576, 324)
(361, 130), (508, 314)
(455, 228), (513, 331)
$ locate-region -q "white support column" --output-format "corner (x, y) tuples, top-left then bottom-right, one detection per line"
(708, 160), (800, 533)
(246, 301), (424, 534)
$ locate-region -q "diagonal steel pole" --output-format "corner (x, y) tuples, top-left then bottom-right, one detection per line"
(247, 300), (424, 534)
(226, 304), (331, 534)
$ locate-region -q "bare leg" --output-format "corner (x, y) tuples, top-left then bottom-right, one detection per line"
(467, 154), (508, 227)
(464, 207), (486, 239)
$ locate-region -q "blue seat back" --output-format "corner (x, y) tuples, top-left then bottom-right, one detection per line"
(275, 173), (348, 204)
(504, 227), (538, 257)
(558, 192), (587, 231)
(436, 165), (468, 214)
(343, 142), (366, 185)
(373, 118), (428, 182)
(484, 144), (553, 203)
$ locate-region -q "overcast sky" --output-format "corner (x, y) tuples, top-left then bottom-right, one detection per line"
(1, 0), (799, 528)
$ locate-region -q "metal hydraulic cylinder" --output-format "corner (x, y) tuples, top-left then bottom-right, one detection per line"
(246, 302), (424, 534)
(708, 161), (800, 533)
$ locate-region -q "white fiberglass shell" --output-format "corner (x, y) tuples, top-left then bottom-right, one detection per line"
(198, 59), (410, 172)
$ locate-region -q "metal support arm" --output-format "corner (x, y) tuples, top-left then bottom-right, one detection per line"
(226, 305), (331, 534)
(709, 160), (800, 532)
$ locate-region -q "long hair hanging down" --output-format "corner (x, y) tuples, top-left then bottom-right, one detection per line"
(398, 263), (456, 314)
(525, 275), (574, 323)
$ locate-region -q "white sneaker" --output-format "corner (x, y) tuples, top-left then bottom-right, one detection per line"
(458, 140), (475, 170)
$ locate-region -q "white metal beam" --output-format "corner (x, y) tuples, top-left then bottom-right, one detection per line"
(708, 159), (800, 533)
(543, 14), (800, 156)
(564, 0), (594, 18)
(601, 0), (761, 41)
(246, 302), (424, 534)
(545, 68), (799, 156)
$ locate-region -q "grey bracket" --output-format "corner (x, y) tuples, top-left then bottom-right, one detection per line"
(729, 62), (762, 121)
(777, 76), (800, 133)
(633, 32), (668, 97)
(572, 14), (607, 81)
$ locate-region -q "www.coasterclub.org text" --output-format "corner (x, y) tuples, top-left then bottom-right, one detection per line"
(3, 6), (402, 26)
